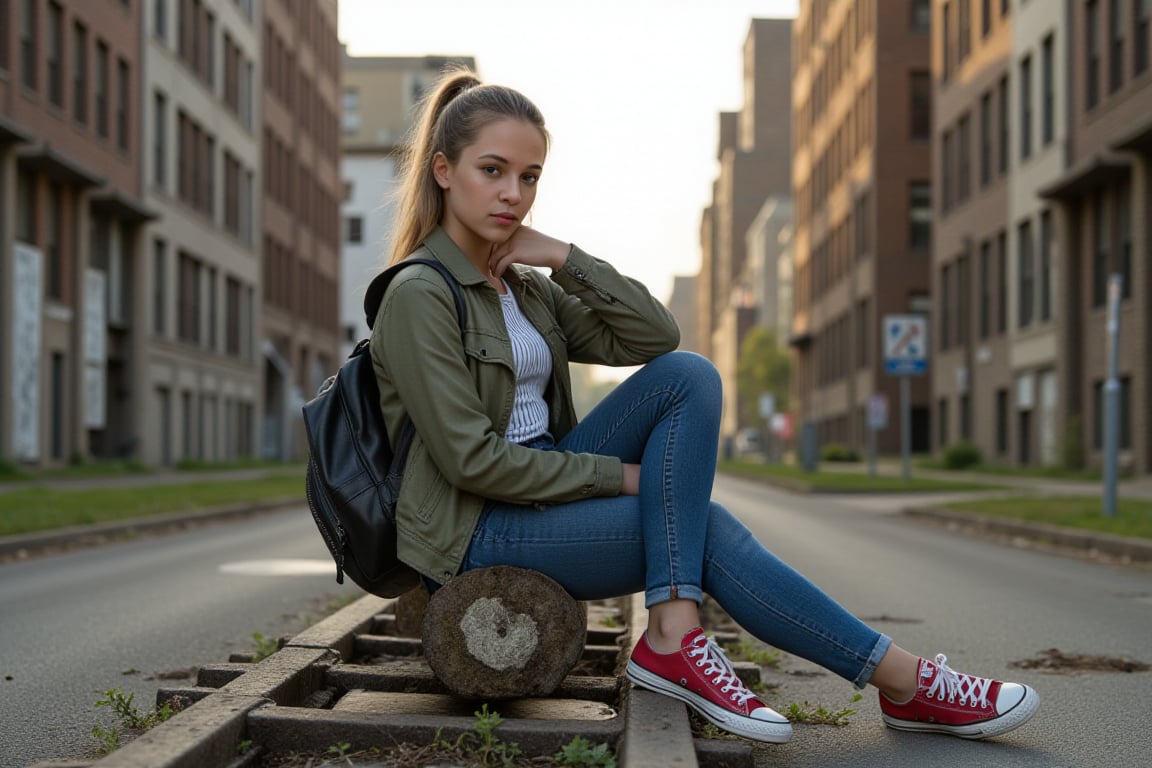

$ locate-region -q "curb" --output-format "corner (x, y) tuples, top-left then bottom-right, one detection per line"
(902, 507), (1152, 564)
(0, 497), (304, 560)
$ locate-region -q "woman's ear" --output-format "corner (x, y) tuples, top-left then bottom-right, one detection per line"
(432, 152), (450, 189)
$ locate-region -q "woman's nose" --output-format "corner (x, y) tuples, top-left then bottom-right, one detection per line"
(499, 179), (521, 204)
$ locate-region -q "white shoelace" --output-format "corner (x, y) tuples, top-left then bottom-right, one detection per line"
(925, 653), (993, 709)
(688, 634), (757, 706)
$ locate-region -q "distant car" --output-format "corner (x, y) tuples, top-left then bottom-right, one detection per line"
(735, 429), (762, 457)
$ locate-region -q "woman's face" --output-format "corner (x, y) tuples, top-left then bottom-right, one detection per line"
(434, 118), (546, 256)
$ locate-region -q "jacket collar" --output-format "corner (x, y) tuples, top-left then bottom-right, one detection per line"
(422, 227), (490, 287)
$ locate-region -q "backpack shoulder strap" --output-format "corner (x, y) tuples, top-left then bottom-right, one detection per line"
(362, 257), (467, 333)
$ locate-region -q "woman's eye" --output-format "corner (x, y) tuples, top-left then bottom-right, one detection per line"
(521, 173), (539, 185)
(482, 166), (500, 176)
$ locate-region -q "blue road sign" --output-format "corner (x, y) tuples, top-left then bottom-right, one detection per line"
(883, 314), (928, 376)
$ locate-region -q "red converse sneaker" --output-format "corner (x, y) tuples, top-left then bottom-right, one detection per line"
(626, 627), (792, 743)
(880, 654), (1039, 739)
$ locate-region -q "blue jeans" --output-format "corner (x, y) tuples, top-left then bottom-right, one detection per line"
(463, 351), (891, 688)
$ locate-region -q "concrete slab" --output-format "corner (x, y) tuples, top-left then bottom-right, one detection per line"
(246, 706), (622, 759)
(285, 594), (391, 660)
(79, 693), (267, 768)
(334, 690), (618, 720)
(220, 646), (335, 705)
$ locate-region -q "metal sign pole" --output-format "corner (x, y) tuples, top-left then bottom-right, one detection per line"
(901, 375), (911, 481)
(1103, 274), (1123, 518)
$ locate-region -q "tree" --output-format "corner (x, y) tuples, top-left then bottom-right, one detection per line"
(736, 327), (791, 428)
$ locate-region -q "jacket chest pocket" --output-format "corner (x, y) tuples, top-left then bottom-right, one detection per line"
(463, 331), (514, 370)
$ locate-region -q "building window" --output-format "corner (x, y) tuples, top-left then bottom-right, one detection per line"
(342, 88), (361, 134)
(1092, 191), (1110, 307)
(72, 21), (88, 124)
(1094, 377), (1133, 449)
(346, 215), (364, 244)
(154, 91), (167, 188)
(116, 59), (130, 152)
(912, 0), (931, 31)
(958, 0), (972, 63)
(909, 182), (931, 249)
(940, 263), (952, 350)
(154, 239), (167, 335)
(154, 0), (167, 40)
(979, 90), (992, 186)
(95, 41), (109, 138)
(982, 0), (992, 36)
(16, 170), (35, 243)
(1088, 0), (1101, 108)
(1137, 0), (1150, 75)
(46, 183), (62, 299)
(910, 70), (931, 140)
(1019, 55), (1033, 160)
(177, 251), (202, 344)
(225, 276), (243, 357)
(939, 398), (950, 448)
(47, 2), (63, 107)
(956, 113), (971, 202)
(995, 388), (1009, 455)
(1018, 219), (1034, 328)
(942, 1), (953, 81)
(1116, 179), (1133, 298)
(1041, 34), (1055, 146)
(957, 253), (970, 345)
(997, 230), (1008, 333)
(979, 239), (992, 338)
(0, 0), (10, 73)
(1002, 0), (1011, 16)
(998, 75), (1010, 173)
(1110, 0), (1125, 93)
(20, 0), (38, 91)
(941, 129), (954, 211)
(1039, 210), (1053, 322)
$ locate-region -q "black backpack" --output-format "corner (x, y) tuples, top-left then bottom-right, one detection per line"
(302, 258), (465, 597)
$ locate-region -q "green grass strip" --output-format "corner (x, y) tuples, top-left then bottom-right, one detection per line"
(942, 496), (1152, 540)
(0, 474), (305, 537)
(718, 460), (1002, 493)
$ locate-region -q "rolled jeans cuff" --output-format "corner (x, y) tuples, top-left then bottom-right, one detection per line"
(644, 584), (704, 608)
(850, 632), (893, 689)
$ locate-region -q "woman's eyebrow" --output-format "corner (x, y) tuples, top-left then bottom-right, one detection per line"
(477, 153), (543, 171)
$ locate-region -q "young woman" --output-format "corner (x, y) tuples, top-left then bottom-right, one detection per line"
(369, 69), (1039, 745)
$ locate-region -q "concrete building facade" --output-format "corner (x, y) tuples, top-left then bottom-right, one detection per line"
(261, 0), (343, 462)
(698, 18), (792, 442)
(1041, 0), (1152, 475)
(139, 0), (263, 466)
(791, 0), (932, 456)
(339, 54), (474, 360)
(1, 0), (148, 467)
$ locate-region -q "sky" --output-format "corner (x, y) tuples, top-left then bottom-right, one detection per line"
(337, 0), (799, 306)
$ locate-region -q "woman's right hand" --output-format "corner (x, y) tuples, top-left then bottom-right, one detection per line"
(621, 463), (641, 496)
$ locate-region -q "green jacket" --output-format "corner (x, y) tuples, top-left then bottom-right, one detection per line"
(370, 227), (680, 584)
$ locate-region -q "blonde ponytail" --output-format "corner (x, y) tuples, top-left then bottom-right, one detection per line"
(387, 68), (549, 264)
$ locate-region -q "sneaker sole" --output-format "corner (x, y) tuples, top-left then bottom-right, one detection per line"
(882, 684), (1039, 740)
(626, 660), (793, 744)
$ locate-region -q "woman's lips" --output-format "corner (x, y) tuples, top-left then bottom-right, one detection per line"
(492, 213), (518, 225)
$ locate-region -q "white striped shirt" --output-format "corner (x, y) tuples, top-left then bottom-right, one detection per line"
(499, 286), (552, 443)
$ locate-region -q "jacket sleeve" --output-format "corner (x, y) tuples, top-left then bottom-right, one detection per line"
(546, 246), (681, 365)
(372, 271), (623, 504)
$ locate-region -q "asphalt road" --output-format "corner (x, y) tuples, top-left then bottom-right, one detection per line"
(710, 476), (1152, 768)
(1, 479), (1149, 768)
(0, 506), (359, 768)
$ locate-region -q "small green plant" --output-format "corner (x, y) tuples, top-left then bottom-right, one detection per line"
(598, 614), (619, 628)
(236, 739), (254, 754)
(723, 636), (781, 667)
(555, 736), (616, 768)
(784, 693), (862, 726)
(91, 687), (183, 753)
(821, 443), (860, 462)
(327, 741), (354, 764)
(250, 632), (280, 661)
(437, 704), (523, 766)
(942, 441), (982, 470)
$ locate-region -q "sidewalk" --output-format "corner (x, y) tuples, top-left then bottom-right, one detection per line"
(0, 467), (306, 560)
